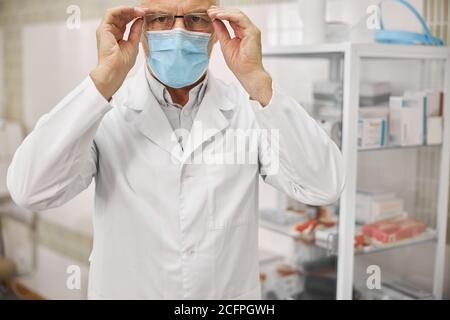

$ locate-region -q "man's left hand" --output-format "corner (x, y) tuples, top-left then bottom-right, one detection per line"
(207, 6), (273, 107)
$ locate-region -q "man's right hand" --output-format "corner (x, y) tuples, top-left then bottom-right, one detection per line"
(90, 7), (148, 101)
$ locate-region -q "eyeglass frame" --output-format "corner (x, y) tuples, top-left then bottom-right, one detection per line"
(142, 12), (214, 33)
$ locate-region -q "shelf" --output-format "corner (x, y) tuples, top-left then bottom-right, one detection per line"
(263, 43), (450, 60)
(263, 43), (348, 58)
(355, 228), (437, 255)
(261, 217), (437, 255)
(259, 218), (315, 243)
(358, 144), (442, 152)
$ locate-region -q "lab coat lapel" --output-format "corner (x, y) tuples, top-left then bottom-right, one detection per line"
(124, 67), (183, 162)
(181, 75), (235, 163)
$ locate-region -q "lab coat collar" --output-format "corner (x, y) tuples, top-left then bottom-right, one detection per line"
(118, 65), (236, 163)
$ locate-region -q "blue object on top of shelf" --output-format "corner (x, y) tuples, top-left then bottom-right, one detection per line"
(375, 0), (444, 46)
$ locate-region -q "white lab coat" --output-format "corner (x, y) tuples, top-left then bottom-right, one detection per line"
(7, 66), (344, 299)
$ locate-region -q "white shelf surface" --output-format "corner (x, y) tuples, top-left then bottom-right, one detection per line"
(261, 216), (437, 256)
(260, 218), (304, 240)
(355, 228), (437, 255)
(263, 42), (450, 59)
(358, 144), (442, 152)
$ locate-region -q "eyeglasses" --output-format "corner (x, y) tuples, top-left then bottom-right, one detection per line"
(143, 12), (213, 33)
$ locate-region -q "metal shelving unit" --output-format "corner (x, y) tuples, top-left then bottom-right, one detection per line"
(261, 42), (450, 300)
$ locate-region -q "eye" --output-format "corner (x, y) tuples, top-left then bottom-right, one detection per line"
(190, 15), (201, 23)
(156, 16), (168, 23)
(188, 14), (210, 24)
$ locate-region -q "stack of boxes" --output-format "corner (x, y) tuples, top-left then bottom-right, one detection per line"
(359, 88), (444, 149)
(355, 189), (427, 245)
(389, 90), (443, 146)
(312, 81), (343, 147)
(355, 190), (405, 224)
(358, 82), (391, 149)
(356, 82), (444, 150)
(312, 80), (445, 149)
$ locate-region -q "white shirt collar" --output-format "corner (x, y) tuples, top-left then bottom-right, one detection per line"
(144, 66), (208, 109)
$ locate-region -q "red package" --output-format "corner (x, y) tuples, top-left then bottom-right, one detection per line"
(354, 234), (365, 247)
(362, 217), (426, 243)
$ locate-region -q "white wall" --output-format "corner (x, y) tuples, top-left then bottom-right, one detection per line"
(21, 21), (100, 235)
(22, 21), (99, 130)
(20, 20), (148, 236)
(339, 0), (424, 29)
(22, 20), (146, 131)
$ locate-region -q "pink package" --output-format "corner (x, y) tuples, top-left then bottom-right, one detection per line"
(362, 218), (426, 243)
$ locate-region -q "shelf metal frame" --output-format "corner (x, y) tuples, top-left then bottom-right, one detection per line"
(262, 42), (450, 300)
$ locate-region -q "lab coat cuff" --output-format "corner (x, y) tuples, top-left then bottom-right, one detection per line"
(84, 76), (113, 113)
(249, 82), (290, 116)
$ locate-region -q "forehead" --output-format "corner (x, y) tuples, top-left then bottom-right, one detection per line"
(139, 0), (216, 12)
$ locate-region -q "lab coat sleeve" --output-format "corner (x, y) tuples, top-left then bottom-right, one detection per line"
(251, 83), (345, 206)
(7, 76), (112, 211)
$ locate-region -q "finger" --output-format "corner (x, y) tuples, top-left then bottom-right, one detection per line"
(215, 11), (251, 28)
(208, 8), (252, 29)
(212, 19), (231, 46)
(209, 13), (254, 39)
(128, 18), (144, 46)
(103, 6), (146, 29)
(103, 23), (125, 41)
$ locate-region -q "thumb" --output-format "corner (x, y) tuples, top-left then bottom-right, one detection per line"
(128, 17), (144, 46)
(212, 19), (231, 48)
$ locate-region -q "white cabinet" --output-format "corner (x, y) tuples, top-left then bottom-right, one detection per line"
(260, 43), (450, 300)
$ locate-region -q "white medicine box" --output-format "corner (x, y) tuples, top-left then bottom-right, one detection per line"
(357, 117), (387, 150)
(355, 191), (404, 224)
(389, 96), (425, 146)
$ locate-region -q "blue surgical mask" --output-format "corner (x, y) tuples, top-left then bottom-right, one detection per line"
(147, 28), (211, 89)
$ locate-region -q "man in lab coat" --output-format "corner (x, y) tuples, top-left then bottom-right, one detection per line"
(7, 0), (344, 299)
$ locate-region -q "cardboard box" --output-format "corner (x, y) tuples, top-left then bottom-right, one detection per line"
(389, 96), (425, 146)
(362, 217), (426, 244)
(356, 191), (404, 224)
(358, 117), (387, 149)
(427, 116), (443, 145)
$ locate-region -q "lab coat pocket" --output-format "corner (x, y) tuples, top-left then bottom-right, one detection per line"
(206, 163), (258, 230)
